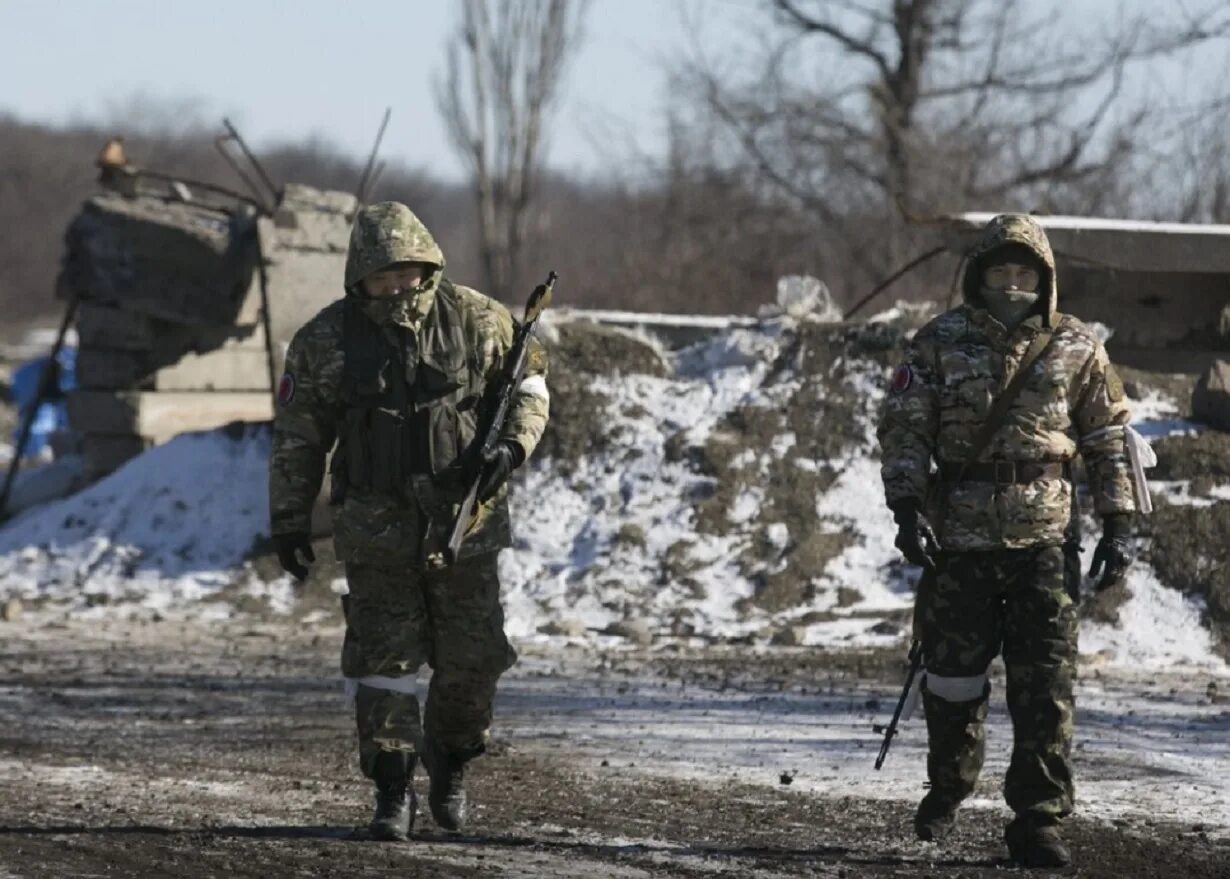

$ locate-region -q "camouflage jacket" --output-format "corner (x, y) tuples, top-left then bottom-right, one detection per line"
(877, 215), (1136, 551)
(268, 203), (549, 567)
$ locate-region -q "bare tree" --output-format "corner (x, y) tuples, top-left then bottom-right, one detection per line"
(436, 0), (588, 299)
(680, 0), (1230, 303)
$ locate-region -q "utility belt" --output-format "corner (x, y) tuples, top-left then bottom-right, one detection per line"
(938, 459), (1066, 486)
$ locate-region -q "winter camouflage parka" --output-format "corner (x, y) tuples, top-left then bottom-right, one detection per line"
(877, 214), (1137, 551)
(268, 202), (550, 566)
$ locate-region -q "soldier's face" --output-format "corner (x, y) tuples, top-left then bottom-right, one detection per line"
(362, 263), (427, 298)
(982, 262), (1040, 293)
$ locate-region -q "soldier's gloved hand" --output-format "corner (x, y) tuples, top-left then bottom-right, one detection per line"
(274, 531), (315, 582)
(1089, 513), (1133, 592)
(889, 499), (940, 573)
(476, 440), (526, 502)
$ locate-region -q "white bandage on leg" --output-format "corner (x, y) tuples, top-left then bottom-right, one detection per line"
(343, 674), (418, 706)
(924, 670), (990, 703)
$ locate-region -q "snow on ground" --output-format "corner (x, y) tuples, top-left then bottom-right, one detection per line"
(1130, 389), (1203, 438)
(503, 656), (1230, 841)
(0, 316), (1225, 672)
(0, 425), (282, 614)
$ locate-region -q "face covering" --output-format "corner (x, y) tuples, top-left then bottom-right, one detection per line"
(980, 285), (1040, 329)
(355, 284), (434, 327)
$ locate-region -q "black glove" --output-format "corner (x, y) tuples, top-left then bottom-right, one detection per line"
(1089, 513), (1133, 592)
(476, 440), (525, 502)
(274, 531), (315, 581)
(889, 499), (940, 573)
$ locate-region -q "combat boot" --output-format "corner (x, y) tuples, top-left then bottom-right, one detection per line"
(913, 789), (960, 841)
(369, 750), (416, 841)
(1005, 817), (1071, 868)
(422, 737), (467, 832)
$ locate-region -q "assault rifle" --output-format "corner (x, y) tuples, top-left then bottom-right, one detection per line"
(873, 564), (934, 769)
(873, 639), (923, 770)
(430, 271), (557, 569)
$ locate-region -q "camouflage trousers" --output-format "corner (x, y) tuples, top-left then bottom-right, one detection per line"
(919, 544), (1080, 823)
(341, 551), (517, 779)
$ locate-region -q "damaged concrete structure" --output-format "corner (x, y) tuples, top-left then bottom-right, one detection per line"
(59, 180), (353, 478)
(942, 213), (1230, 372)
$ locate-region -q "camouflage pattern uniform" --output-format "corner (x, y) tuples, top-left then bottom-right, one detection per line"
(269, 202), (549, 779)
(877, 214), (1137, 828)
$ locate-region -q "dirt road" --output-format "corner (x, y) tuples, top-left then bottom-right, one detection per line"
(0, 616), (1226, 878)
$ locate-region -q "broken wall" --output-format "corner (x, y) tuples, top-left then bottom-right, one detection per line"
(60, 183), (353, 478)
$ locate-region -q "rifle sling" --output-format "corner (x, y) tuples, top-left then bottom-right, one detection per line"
(954, 326), (1056, 484)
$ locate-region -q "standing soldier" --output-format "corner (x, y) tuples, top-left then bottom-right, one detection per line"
(877, 214), (1138, 868)
(268, 202), (549, 841)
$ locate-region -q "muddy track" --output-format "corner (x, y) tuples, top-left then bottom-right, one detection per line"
(0, 619), (1225, 878)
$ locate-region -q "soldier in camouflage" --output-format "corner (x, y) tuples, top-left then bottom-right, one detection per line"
(877, 214), (1138, 868)
(268, 202), (549, 841)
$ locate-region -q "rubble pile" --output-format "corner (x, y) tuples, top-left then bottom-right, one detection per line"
(59, 183), (353, 478)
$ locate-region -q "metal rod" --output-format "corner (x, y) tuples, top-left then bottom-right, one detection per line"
(361, 159), (387, 204)
(0, 296), (79, 520)
(212, 136), (273, 213)
(222, 118), (280, 207)
(844, 245), (948, 320)
(355, 107), (392, 206)
(254, 233), (278, 406)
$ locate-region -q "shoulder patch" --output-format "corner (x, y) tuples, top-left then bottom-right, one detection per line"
(890, 364), (914, 395)
(277, 372), (296, 405)
(1104, 364), (1125, 402)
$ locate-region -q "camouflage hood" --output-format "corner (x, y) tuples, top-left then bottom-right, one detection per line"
(344, 201), (446, 291)
(960, 213), (1058, 328)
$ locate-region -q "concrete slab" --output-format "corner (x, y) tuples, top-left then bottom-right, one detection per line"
(80, 434), (148, 479)
(154, 346), (273, 392)
(76, 304), (154, 351)
(68, 391), (273, 444)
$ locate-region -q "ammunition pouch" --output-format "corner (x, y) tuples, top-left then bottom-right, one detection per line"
(332, 281), (480, 503)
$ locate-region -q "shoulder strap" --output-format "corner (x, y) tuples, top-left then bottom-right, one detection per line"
(956, 326), (1057, 482)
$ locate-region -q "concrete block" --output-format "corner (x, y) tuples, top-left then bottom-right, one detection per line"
(268, 209), (352, 253)
(68, 391), (273, 444)
(64, 193), (261, 327)
(81, 433), (149, 479)
(154, 346), (273, 391)
(259, 222), (346, 373)
(75, 347), (153, 390)
(279, 184), (358, 216)
(1194, 360), (1230, 430)
(75, 320), (272, 390)
(76, 304), (154, 351)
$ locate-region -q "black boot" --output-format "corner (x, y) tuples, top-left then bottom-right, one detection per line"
(422, 737), (467, 832)
(1005, 816), (1071, 868)
(369, 750), (416, 841)
(913, 789), (960, 842)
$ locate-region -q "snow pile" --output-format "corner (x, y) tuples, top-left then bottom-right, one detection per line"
(0, 424), (283, 614)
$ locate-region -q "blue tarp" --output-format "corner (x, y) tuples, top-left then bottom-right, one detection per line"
(10, 346), (76, 459)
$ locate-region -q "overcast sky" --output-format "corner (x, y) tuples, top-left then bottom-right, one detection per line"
(0, 0), (1221, 180)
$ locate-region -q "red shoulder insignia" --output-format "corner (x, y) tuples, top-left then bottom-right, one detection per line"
(277, 372), (296, 405)
(889, 364), (914, 395)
